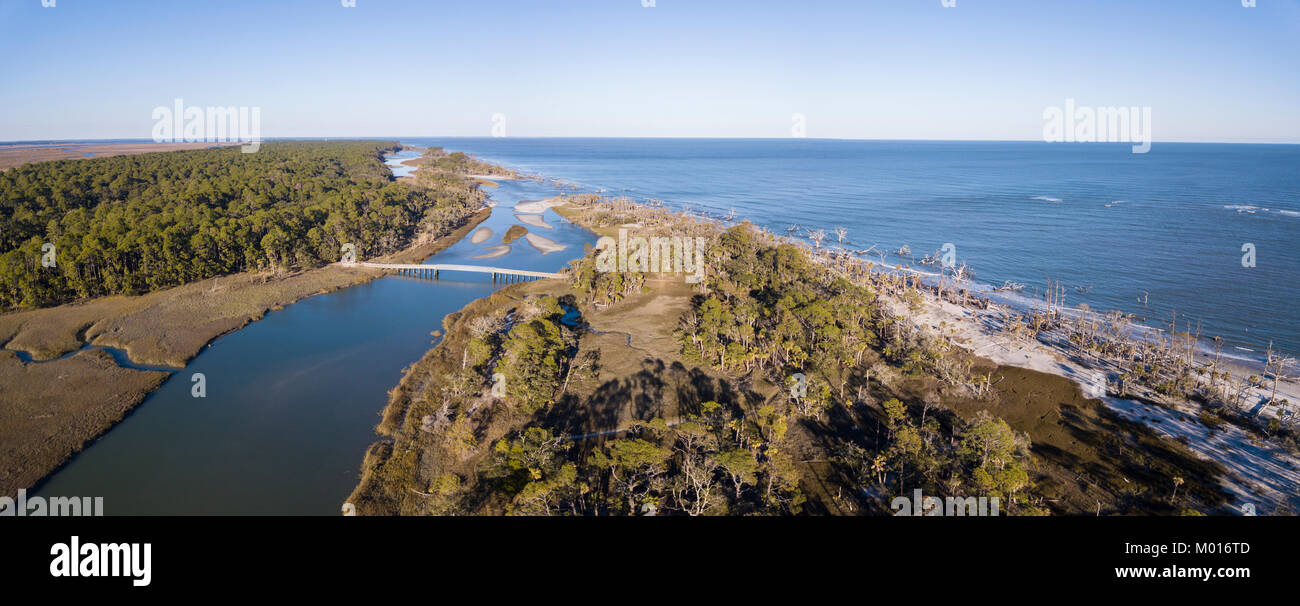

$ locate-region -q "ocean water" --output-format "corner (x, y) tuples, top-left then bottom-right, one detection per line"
(403, 138), (1300, 360)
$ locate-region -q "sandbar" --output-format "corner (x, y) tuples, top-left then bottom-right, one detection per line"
(523, 233), (567, 255)
(515, 213), (552, 229)
(473, 245), (511, 260)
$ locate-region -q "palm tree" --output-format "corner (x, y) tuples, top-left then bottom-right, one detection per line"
(871, 454), (888, 485)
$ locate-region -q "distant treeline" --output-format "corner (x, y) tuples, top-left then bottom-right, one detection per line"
(0, 141), (483, 309)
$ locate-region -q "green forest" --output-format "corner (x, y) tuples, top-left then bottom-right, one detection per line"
(0, 141), (483, 309)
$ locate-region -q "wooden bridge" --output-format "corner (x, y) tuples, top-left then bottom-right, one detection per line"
(349, 262), (562, 282)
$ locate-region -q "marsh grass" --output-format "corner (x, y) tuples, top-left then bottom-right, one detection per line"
(0, 349), (168, 496)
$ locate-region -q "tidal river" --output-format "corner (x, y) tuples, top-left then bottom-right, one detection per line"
(32, 171), (594, 515)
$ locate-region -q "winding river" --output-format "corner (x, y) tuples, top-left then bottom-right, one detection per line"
(31, 161), (594, 515)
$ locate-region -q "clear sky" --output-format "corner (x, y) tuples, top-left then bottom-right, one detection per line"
(1, 0), (1297, 142)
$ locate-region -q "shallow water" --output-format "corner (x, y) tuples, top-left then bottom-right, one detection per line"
(31, 178), (594, 515)
(10, 344), (178, 373)
(383, 148), (421, 178)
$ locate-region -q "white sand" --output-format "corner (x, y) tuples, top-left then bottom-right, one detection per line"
(515, 213), (552, 230)
(523, 233), (567, 255)
(514, 197), (564, 214)
(1105, 396), (1300, 515)
(469, 227), (494, 244)
(472, 245), (511, 260)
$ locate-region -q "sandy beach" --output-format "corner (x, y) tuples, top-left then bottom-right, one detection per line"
(513, 197), (565, 214)
(514, 213), (552, 229)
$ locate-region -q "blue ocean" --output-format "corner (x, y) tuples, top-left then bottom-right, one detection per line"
(403, 138), (1300, 360)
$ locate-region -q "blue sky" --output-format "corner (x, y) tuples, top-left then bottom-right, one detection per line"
(1, 0), (1297, 142)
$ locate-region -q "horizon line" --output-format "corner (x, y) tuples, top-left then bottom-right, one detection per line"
(3, 136), (1299, 146)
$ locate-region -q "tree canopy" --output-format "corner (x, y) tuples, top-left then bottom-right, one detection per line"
(0, 141), (483, 309)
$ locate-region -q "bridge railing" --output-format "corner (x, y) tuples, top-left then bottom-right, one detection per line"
(345, 261), (563, 280)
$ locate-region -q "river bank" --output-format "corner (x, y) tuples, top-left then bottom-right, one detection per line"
(22, 152), (589, 514)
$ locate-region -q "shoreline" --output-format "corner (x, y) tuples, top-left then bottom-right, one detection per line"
(817, 240), (1295, 367)
(543, 183), (1297, 422)
(413, 145), (1300, 513)
(438, 145), (1295, 364)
